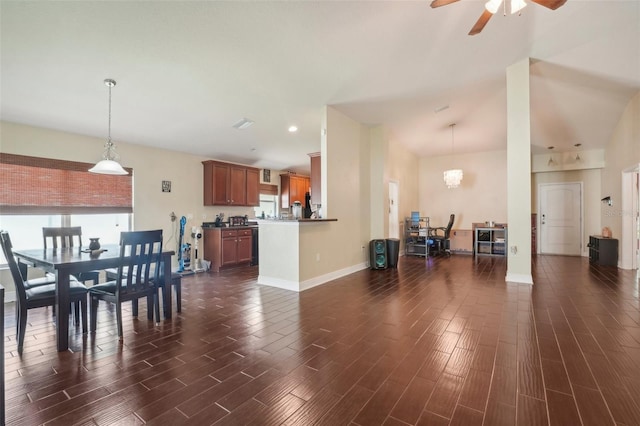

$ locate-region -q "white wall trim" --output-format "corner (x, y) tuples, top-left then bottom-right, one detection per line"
(299, 262), (368, 291)
(620, 165), (639, 270)
(258, 262), (368, 292)
(257, 275), (300, 292)
(505, 272), (534, 285)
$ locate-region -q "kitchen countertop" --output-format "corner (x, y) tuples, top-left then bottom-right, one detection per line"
(256, 218), (337, 223)
(202, 224), (258, 229)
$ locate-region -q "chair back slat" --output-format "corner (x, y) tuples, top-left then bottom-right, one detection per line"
(117, 230), (162, 297)
(445, 214), (455, 238)
(43, 227), (83, 249)
(0, 231), (28, 305)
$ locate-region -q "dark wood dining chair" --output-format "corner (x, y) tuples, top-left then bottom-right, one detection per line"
(104, 261), (182, 315)
(0, 230), (88, 354)
(43, 226), (101, 285)
(89, 230), (163, 339)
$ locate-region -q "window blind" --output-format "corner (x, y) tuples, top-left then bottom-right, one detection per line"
(0, 153), (133, 214)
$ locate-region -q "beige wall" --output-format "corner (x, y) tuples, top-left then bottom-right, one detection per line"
(418, 150), (507, 230)
(601, 91), (640, 239)
(0, 120), (256, 256)
(369, 126), (386, 239)
(368, 126), (420, 241)
(387, 136), (419, 240)
(303, 106), (371, 277)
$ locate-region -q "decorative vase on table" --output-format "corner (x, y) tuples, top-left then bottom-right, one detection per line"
(89, 238), (101, 250)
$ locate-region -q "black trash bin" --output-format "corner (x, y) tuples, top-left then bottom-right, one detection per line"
(386, 238), (400, 268)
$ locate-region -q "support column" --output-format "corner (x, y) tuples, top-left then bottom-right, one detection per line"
(506, 58), (533, 284)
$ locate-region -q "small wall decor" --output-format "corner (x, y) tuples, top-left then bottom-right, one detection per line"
(263, 169), (271, 183)
(162, 180), (171, 193)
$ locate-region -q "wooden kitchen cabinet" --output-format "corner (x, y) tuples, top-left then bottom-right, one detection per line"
(309, 152), (321, 205)
(203, 227), (254, 272)
(280, 173), (310, 209)
(246, 167), (259, 206)
(202, 160), (260, 206)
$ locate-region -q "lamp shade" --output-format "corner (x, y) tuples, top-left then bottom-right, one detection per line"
(485, 0), (503, 14)
(511, 0), (527, 14)
(88, 159), (128, 175)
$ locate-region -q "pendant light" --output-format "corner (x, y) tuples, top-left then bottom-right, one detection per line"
(443, 123), (463, 189)
(89, 79), (128, 175)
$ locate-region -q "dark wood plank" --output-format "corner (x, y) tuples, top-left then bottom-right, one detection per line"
(4, 255), (640, 426)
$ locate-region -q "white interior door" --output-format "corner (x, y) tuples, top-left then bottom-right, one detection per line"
(389, 181), (399, 239)
(539, 182), (582, 255)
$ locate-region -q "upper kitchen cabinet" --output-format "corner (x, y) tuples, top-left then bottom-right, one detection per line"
(280, 173), (310, 209)
(202, 160), (260, 206)
(245, 167), (259, 206)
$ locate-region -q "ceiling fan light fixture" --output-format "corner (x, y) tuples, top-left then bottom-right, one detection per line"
(511, 0), (527, 14)
(485, 0), (503, 14)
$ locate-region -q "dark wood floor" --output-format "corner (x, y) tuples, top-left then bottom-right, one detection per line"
(3, 254), (640, 425)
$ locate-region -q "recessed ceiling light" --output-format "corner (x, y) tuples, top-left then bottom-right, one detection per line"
(288, 126), (298, 133)
(232, 118), (254, 130)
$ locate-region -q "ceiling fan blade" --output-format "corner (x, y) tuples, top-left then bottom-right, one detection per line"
(469, 10), (493, 36)
(530, 0), (567, 10)
(430, 0), (460, 8)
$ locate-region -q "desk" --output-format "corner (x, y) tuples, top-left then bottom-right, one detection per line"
(13, 245), (174, 352)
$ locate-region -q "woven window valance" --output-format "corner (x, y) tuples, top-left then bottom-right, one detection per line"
(0, 153), (133, 214)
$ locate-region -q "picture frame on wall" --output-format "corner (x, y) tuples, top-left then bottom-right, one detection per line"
(263, 169), (271, 183)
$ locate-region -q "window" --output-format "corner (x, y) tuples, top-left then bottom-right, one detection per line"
(0, 153), (133, 265)
(0, 213), (131, 265)
(253, 195), (278, 218)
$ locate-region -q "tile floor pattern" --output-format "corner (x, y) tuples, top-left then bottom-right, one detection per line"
(3, 254), (640, 425)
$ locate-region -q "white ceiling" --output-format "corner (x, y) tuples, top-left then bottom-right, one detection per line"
(1, 1), (638, 174)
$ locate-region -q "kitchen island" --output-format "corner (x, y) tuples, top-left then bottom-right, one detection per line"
(257, 218), (346, 292)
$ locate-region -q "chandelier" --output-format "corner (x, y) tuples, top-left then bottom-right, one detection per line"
(443, 123), (463, 189)
(88, 79), (128, 175)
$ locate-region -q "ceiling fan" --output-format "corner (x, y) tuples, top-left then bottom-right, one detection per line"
(430, 0), (567, 35)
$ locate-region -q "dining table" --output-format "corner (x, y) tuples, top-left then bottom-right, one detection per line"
(13, 244), (175, 352)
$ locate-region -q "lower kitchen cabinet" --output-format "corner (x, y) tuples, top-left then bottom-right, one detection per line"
(203, 227), (254, 272)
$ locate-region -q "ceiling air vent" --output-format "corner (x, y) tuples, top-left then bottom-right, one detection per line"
(232, 118), (254, 130)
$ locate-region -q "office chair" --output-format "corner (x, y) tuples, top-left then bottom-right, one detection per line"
(430, 214), (455, 256)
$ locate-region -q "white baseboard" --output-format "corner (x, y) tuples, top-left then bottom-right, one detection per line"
(505, 272), (534, 285)
(258, 262), (368, 292)
(299, 262), (368, 291)
(257, 276), (300, 292)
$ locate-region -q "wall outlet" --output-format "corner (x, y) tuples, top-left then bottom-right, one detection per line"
(187, 213), (193, 220)
(169, 212), (176, 222)
(510, 246), (518, 255)
(316, 253), (320, 262)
